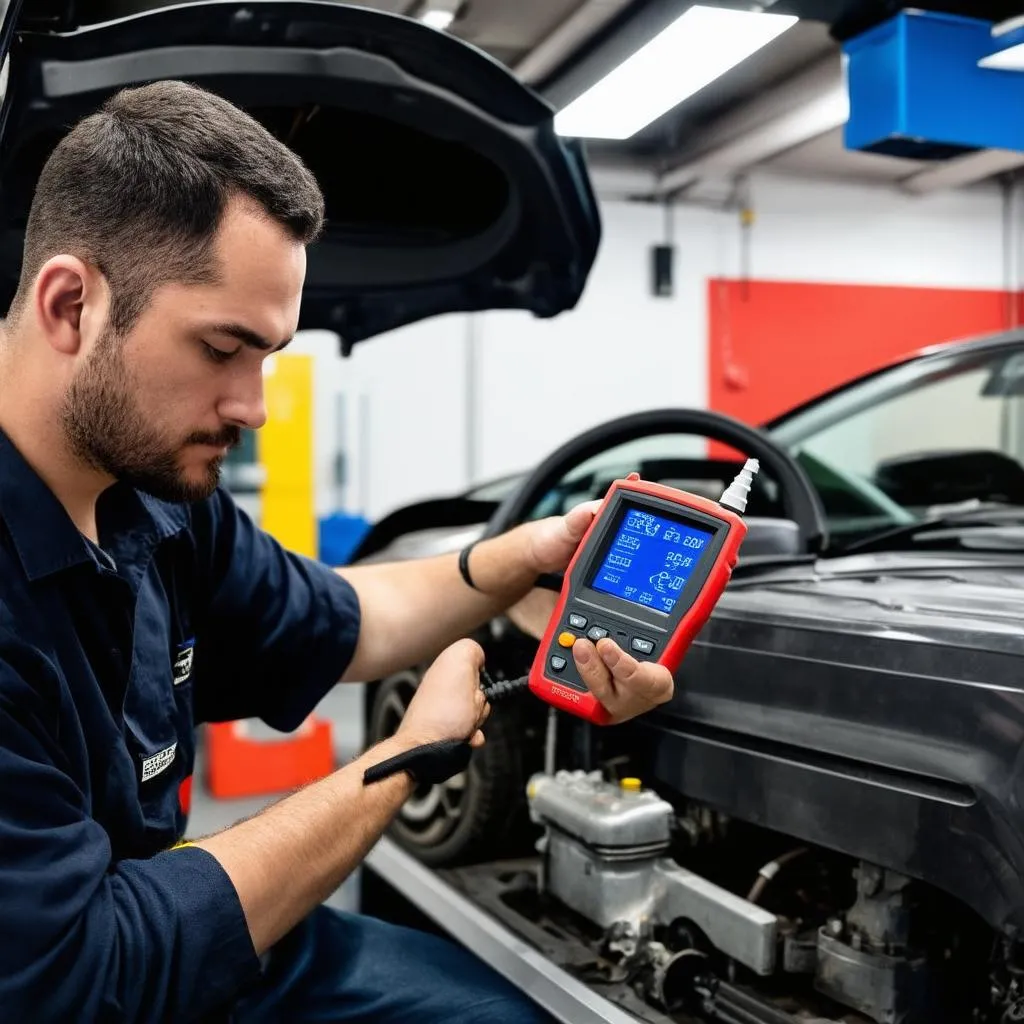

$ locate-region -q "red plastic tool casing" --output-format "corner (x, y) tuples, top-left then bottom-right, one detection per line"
(527, 474), (748, 724)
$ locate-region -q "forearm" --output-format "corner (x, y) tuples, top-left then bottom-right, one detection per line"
(189, 734), (418, 955)
(337, 525), (540, 680)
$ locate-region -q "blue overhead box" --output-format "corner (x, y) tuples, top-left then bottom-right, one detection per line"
(843, 10), (1024, 160)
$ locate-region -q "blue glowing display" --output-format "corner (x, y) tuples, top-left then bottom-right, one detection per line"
(589, 509), (714, 614)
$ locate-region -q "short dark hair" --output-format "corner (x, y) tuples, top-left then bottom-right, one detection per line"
(8, 79), (324, 333)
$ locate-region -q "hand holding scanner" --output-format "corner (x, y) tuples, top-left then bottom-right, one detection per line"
(527, 461), (759, 724)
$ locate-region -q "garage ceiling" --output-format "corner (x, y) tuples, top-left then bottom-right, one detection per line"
(34, 0), (1024, 196)
(403, 0), (1024, 197)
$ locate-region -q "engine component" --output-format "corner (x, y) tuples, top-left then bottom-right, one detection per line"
(816, 932), (931, 1024)
(634, 942), (707, 1013)
(747, 847), (809, 903)
(781, 926), (818, 974)
(528, 771), (778, 975)
(529, 768), (673, 929)
(692, 973), (837, 1024)
(814, 863), (937, 1023)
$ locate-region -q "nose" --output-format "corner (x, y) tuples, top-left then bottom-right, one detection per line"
(217, 366), (268, 431)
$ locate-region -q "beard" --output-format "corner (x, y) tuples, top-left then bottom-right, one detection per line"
(61, 329), (240, 504)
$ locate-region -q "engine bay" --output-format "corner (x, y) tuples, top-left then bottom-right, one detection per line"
(438, 769), (1023, 1024)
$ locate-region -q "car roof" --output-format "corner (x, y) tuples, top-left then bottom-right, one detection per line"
(766, 327), (1024, 431)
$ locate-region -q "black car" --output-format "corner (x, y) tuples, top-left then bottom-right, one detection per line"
(355, 329), (1024, 1024)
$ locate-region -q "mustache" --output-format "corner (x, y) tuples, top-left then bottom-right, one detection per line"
(185, 426), (242, 449)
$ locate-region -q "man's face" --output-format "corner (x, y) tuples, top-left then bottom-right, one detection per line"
(62, 198), (305, 503)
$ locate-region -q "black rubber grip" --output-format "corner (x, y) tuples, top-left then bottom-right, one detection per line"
(363, 738), (472, 785)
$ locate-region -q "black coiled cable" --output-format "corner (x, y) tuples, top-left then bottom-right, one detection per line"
(480, 668), (530, 703)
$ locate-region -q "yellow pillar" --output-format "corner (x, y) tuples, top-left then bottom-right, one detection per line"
(258, 353), (316, 558)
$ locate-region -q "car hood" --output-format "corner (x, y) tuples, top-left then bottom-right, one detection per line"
(719, 552), (1024, 656)
(0, 0), (600, 347)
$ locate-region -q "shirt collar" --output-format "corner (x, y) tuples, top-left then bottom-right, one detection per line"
(0, 430), (189, 582)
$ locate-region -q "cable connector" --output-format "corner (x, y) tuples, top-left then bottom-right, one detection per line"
(719, 458), (760, 515)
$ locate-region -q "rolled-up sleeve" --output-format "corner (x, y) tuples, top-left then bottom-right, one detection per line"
(190, 487), (361, 730)
(0, 666), (260, 1023)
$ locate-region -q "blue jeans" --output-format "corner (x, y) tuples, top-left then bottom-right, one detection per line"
(230, 905), (554, 1023)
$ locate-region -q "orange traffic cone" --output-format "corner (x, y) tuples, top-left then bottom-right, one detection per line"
(204, 718), (335, 799)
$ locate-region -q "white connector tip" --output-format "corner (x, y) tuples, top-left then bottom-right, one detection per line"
(719, 458), (760, 514)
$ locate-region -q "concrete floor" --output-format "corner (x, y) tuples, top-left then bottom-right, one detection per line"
(183, 683), (368, 913)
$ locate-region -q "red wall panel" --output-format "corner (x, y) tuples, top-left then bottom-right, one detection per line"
(708, 278), (1016, 428)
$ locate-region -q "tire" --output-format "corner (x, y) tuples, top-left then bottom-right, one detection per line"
(366, 668), (538, 866)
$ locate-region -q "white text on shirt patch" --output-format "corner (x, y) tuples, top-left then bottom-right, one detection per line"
(141, 742), (177, 782)
(173, 639), (195, 686)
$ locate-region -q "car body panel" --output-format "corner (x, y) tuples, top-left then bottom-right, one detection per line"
(629, 553), (1024, 933)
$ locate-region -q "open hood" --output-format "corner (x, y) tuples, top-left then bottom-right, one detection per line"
(0, 1), (601, 347)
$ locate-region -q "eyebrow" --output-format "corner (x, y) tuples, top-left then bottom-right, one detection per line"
(208, 322), (294, 353)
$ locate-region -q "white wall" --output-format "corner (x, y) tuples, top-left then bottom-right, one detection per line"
(297, 170), (1010, 523)
(288, 317), (470, 521)
(745, 173), (1005, 288)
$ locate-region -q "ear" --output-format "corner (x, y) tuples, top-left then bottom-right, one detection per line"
(33, 255), (106, 356)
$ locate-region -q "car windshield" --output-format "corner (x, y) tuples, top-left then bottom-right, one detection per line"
(770, 343), (1024, 548)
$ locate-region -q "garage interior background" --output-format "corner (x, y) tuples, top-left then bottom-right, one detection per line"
(153, 0), (1024, 906)
(249, 0), (1024, 530)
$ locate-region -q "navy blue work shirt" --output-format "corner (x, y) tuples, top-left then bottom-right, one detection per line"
(0, 430), (361, 1022)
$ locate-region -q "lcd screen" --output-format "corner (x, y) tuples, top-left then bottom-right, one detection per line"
(589, 507), (714, 614)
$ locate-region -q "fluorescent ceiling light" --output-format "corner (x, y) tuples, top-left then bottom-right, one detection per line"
(555, 5), (798, 140)
(420, 8), (455, 31)
(979, 42), (1024, 71)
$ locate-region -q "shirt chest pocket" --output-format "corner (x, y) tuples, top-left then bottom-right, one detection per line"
(122, 588), (196, 829)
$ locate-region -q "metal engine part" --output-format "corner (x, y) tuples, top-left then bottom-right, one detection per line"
(814, 863), (936, 1024)
(527, 771), (779, 976)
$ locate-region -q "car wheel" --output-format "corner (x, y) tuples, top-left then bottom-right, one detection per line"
(367, 667), (537, 866)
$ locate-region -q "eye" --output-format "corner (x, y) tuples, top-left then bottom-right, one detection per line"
(202, 341), (239, 365)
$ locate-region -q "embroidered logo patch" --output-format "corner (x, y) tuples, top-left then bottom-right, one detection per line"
(141, 742), (177, 782)
(173, 639), (195, 686)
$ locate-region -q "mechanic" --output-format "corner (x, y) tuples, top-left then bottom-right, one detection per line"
(0, 80), (674, 1023)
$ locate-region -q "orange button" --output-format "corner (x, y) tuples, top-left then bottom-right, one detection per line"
(557, 631), (577, 648)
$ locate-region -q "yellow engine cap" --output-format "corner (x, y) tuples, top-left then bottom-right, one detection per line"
(620, 777), (642, 792)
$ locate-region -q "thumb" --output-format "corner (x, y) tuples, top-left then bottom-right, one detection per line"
(437, 637), (485, 672)
(563, 499), (602, 542)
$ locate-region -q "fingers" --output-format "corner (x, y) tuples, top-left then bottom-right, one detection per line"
(477, 696), (491, 727)
(572, 638), (616, 708)
(573, 638), (675, 724)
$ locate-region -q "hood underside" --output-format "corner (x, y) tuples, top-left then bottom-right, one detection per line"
(0, 1), (601, 345)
